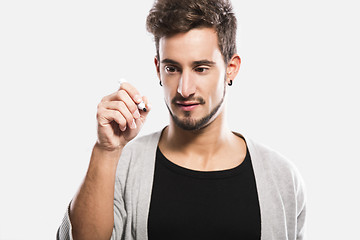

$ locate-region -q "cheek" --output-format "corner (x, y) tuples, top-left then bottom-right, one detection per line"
(163, 85), (176, 104)
(162, 76), (181, 99)
(208, 86), (223, 107)
(207, 74), (225, 105)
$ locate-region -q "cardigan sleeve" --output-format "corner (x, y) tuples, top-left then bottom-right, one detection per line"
(297, 204), (306, 240)
(296, 170), (307, 240)
(110, 173), (127, 239)
(56, 203), (73, 240)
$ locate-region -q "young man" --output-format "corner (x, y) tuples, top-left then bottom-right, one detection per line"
(58, 0), (306, 239)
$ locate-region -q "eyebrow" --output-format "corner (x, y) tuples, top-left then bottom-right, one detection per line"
(161, 59), (216, 66)
(161, 59), (180, 65)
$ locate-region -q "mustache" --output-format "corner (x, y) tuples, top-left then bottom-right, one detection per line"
(171, 95), (206, 105)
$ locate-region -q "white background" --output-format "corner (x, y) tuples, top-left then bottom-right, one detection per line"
(0, 0), (359, 239)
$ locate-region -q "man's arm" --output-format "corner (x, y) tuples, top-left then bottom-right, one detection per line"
(69, 145), (121, 240)
(64, 83), (150, 240)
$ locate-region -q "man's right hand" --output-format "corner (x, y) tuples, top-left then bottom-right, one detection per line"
(68, 82), (150, 240)
(96, 82), (151, 151)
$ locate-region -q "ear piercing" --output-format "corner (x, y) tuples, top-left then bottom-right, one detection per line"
(227, 72), (233, 86)
(159, 81), (163, 86)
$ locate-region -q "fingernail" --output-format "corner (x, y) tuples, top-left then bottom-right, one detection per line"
(130, 120), (137, 129)
(133, 110), (140, 119)
(121, 125), (126, 131)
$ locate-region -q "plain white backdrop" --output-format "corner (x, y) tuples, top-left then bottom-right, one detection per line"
(0, 0), (359, 239)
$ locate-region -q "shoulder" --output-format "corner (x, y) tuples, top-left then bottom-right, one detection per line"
(247, 138), (299, 176)
(246, 137), (306, 197)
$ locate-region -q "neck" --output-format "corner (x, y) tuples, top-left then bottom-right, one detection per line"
(161, 109), (234, 157)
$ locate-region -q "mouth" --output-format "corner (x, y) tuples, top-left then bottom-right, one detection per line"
(175, 101), (201, 111)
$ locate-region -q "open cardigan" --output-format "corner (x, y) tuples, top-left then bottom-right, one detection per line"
(58, 131), (306, 240)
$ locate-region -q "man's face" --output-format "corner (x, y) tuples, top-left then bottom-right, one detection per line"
(156, 27), (228, 131)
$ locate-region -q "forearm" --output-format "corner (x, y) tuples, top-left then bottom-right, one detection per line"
(69, 143), (122, 240)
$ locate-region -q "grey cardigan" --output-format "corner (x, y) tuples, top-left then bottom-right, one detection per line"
(58, 131), (306, 240)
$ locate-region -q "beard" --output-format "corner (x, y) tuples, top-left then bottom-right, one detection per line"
(165, 81), (226, 131)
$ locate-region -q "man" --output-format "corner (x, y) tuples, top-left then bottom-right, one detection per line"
(58, 0), (306, 239)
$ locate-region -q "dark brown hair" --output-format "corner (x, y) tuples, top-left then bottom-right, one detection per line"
(146, 0), (237, 64)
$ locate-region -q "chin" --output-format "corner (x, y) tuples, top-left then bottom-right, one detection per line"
(171, 111), (217, 131)
(174, 118), (206, 131)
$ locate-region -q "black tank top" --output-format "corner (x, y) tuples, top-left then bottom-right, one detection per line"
(147, 145), (261, 240)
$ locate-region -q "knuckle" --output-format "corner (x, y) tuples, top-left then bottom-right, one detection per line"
(101, 95), (108, 102)
(97, 105), (104, 114)
(97, 102), (103, 110)
(117, 101), (126, 110)
(96, 110), (103, 120)
(117, 90), (127, 99)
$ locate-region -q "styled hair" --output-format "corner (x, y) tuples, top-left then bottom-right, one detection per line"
(146, 0), (237, 64)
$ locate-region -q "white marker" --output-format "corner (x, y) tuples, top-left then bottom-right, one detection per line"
(118, 78), (147, 112)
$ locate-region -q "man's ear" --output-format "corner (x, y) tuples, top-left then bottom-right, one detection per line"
(154, 56), (160, 79)
(226, 54), (241, 85)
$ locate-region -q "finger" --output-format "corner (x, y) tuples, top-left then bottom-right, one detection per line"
(119, 82), (143, 104)
(97, 108), (127, 131)
(100, 90), (140, 119)
(117, 90), (141, 119)
(101, 82), (143, 105)
(101, 91), (119, 102)
(102, 90), (141, 118)
(103, 101), (137, 129)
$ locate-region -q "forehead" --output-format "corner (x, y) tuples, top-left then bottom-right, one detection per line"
(158, 27), (223, 64)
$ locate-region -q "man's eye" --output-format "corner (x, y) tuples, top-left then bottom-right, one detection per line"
(165, 66), (178, 73)
(195, 67), (208, 73)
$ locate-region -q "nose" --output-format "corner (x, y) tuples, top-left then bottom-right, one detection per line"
(177, 71), (196, 98)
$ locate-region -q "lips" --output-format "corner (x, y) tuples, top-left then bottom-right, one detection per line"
(176, 101), (201, 111)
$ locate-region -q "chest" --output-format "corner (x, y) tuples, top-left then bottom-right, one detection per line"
(147, 147), (261, 240)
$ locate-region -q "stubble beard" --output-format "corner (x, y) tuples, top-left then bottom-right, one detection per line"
(165, 82), (227, 131)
